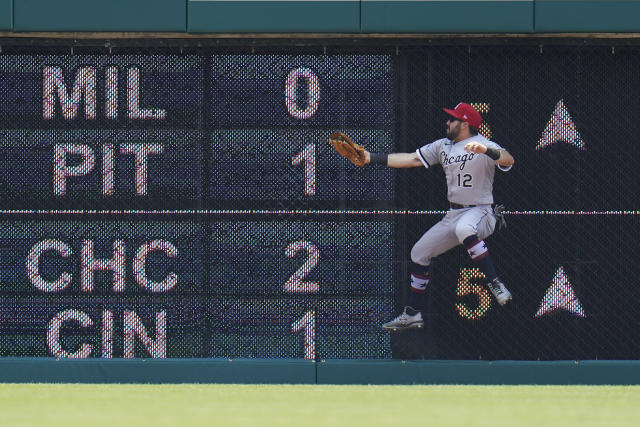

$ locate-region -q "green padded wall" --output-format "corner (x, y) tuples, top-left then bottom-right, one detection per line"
(13, 0), (186, 32)
(317, 360), (640, 385)
(0, 358), (316, 384)
(0, 0), (10, 30)
(8, 1), (640, 33)
(361, 0), (534, 33)
(1, 359), (640, 384)
(188, 0), (360, 33)
(536, 0), (640, 32)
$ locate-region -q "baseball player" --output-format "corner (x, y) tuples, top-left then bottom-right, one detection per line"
(368, 103), (515, 331)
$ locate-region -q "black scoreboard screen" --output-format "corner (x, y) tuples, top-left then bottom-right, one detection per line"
(0, 53), (395, 359)
(0, 44), (638, 360)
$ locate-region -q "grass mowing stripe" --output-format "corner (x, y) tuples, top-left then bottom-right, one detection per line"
(1, 384), (638, 427)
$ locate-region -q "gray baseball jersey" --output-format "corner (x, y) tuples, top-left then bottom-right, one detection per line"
(416, 134), (511, 205)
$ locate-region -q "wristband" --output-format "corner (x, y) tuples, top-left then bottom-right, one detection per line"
(485, 147), (501, 160)
(369, 153), (389, 165)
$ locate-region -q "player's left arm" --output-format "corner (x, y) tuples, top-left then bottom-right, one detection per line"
(464, 141), (514, 168)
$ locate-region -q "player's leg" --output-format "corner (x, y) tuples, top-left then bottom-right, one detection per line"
(454, 206), (512, 305)
(382, 215), (460, 331)
(407, 217), (461, 310)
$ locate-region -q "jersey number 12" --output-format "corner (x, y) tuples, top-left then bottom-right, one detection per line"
(457, 174), (472, 187)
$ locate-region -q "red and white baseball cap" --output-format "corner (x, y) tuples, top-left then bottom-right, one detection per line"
(443, 103), (482, 129)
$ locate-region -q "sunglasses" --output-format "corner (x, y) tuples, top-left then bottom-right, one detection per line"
(447, 116), (462, 123)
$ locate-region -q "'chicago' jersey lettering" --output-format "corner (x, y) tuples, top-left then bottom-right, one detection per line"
(416, 134), (511, 205)
(440, 152), (475, 170)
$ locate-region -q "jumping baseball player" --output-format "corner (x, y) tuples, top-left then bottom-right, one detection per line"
(329, 102), (515, 331)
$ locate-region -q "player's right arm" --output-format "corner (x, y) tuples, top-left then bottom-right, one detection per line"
(364, 151), (423, 168)
(365, 139), (441, 168)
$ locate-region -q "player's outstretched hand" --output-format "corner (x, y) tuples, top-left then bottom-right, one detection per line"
(464, 141), (488, 154)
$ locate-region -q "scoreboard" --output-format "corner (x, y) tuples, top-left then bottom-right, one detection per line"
(1, 43), (639, 360)
(0, 53), (395, 359)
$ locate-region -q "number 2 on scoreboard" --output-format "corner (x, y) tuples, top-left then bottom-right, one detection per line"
(284, 241), (319, 293)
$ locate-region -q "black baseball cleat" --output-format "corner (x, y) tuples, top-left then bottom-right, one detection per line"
(488, 278), (512, 306)
(382, 306), (424, 331)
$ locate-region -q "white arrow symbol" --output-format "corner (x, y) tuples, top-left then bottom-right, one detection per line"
(534, 266), (586, 318)
(536, 99), (585, 150)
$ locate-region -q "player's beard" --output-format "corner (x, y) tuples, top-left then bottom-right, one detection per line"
(446, 122), (461, 140)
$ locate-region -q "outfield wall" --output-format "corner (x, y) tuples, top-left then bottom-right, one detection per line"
(2, 3), (640, 383)
(1, 358), (640, 385)
(0, 38), (638, 363)
(4, 0), (640, 33)
(0, 36), (639, 366)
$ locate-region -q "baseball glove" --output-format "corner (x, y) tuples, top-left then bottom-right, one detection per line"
(328, 131), (366, 167)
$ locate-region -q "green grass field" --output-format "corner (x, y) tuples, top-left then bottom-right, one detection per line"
(1, 384), (638, 426)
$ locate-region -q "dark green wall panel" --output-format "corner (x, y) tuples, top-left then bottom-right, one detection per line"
(0, 358), (316, 384)
(317, 360), (640, 385)
(188, 0), (360, 33)
(9, 0), (640, 33)
(536, 1), (640, 32)
(361, 0), (534, 33)
(0, 0), (11, 30)
(1, 358), (640, 384)
(13, 0), (186, 32)
(0, 0), (13, 31)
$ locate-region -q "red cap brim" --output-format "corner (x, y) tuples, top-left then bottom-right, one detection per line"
(443, 107), (479, 129)
(443, 108), (463, 120)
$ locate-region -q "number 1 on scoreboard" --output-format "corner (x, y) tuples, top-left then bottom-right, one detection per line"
(291, 310), (315, 360)
(292, 143), (316, 196)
